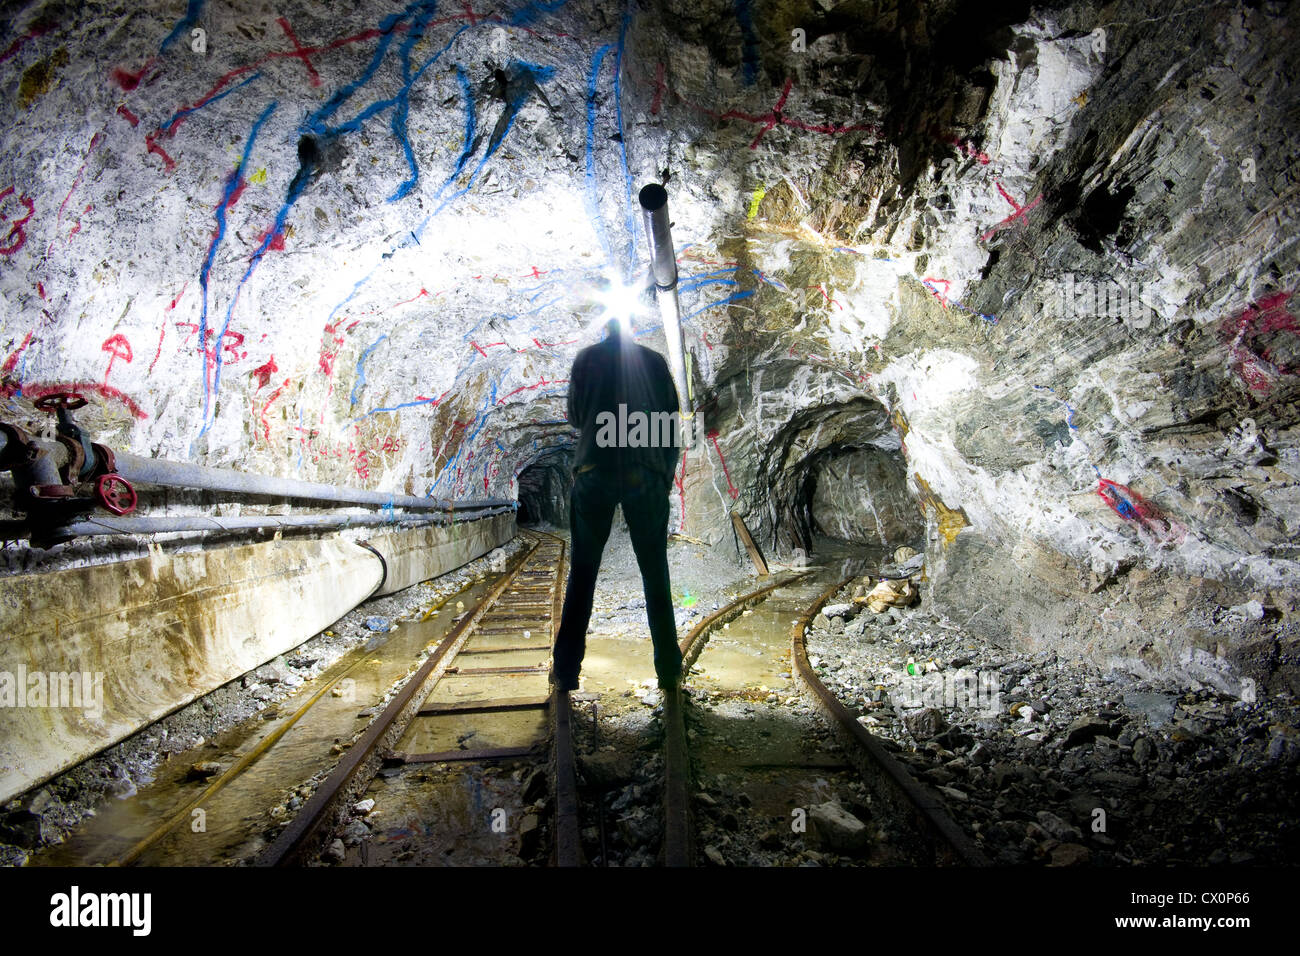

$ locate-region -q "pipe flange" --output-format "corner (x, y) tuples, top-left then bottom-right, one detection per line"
(89, 442), (117, 479)
(30, 483), (77, 499)
(0, 422), (32, 469)
(55, 434), (86, 484)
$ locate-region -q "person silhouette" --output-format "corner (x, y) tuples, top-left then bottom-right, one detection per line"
(551, 316), (683, 691)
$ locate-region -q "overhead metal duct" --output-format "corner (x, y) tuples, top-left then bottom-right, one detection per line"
(639, 183), (695, 437)
(46, 506), (513, 540)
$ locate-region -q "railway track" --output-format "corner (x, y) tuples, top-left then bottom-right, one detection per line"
(661, 571), (990, 866)
(255, 528), (573, 866)
(46, 528), (979, 868)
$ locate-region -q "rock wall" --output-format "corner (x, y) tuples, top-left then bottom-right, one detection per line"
(1, 0), (1297, 689)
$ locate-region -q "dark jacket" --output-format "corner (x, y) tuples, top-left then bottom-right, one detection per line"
(568, 332), (681, 483)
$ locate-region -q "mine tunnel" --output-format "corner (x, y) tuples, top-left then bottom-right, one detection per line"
(0, 0), (1298, 885)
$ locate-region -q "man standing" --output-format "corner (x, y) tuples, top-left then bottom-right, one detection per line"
(551, 317), (683, 691)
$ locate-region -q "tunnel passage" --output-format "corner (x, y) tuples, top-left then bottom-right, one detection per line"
(515, 447), (573, 528)
(748, 396), (918, 558)
(806, 444), (921, 549)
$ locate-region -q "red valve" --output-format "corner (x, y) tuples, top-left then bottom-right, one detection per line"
(95, 473), (137, 516)
(34, 392), (88, 412)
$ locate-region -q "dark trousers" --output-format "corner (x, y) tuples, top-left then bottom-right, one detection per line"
(552, 465), (681, 687)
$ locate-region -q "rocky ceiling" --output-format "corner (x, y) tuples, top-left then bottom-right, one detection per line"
(1, 0), (1298, 682)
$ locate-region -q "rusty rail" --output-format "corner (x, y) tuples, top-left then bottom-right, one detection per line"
(538, 530), (582, 867)
(662, 570), (811, 867)
(254, 537), (541, 866)
(791, 576), (991, 866)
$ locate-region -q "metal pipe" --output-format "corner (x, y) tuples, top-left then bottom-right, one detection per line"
(53, 506), (513, 539)
(112, 451), (510, 511)
(639, 183), (678, 292)
(639, 184), (694, 425)
(0, 431), (511, 511)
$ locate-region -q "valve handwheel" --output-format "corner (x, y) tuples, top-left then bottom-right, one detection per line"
(34, 393), (88, 412)
(96, 474), (137, 516)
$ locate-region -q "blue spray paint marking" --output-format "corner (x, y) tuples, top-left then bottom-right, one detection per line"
(199, 2), (446, 421)
(352, 395), (444, 422)
(350, 334), (389, 407)
(753, 268), (788, 292)
(678, 275), (739, 295)
(385, 2), (446, 201)
(432, 65), (478, 200)
(160, 72), (262, 133)
(734, 0), (760, 85)
(507, 0), (571, 26)
(584, 43), (617, 272)
(293, 3), (469, 203)
(161, 0), (207, 53)
(682, 289), (754, 323)
(1033, 384), (1101, 478)
(920, 278), (998, 324)
(1032, 384), (1078, 430)
(434, 60), (555, 213)
(197, 101), (277, 430)
(306, 2), (427, 134)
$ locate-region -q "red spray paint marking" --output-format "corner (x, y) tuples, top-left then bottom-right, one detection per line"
(0, 186), (35, 256)
(258, 377), (291, 441)
(948, 135), (991, 164)
(1221, 291), (1299, 393)
(65, 208), (89, 242)
(111, 57), (156, 91)
(651, 68), (880, 148)
(706, 429), (739, 499)
(650, 62), (666, 115)
(318, 320), (348, 376)
(1, 331), (35, 384)
(0, 22), (55, 63)
(144, 131), (177, 172)
(148, 325), (167, 374)
(741, 77), (791, 149)
(250, 355), (278, 389)
(116, 104), (139, 126)
(1096, 478), (1177, 539)
(150, 281), (188, 374)
(921, 277), (951, 309)
(226, 176), (249, 208)
(980, 180), (1041, 241)
(100, 333), (132, 384)
(275, 17), (322, 87)
(253, 223), (286, 253)
(808, 283), (842, 311)
(138, 21), (419, 173)
(19, 382), (147, 419)
(177, 323), (248, 372)
(496, 378), (569, 404)
(48, 132), (104, 255)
